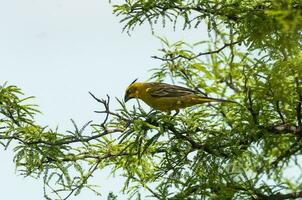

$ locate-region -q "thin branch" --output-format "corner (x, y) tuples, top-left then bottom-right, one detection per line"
(89, 92), (128, 121)
(295, 78), (302, 126)
(258, 191), (302, 200)
(131, 176), (162, 199)
(89, 92), (110, 127)
(165, 124), (229, 158)
(179, 68), (207, 96)
(266, 123), (302, 136)
(0, 127), (124, 147)
(151, 41), (241, 61)
(62, 160), (101, 200)
(275, 100), (286, 124)
(270, 140), (301, 169)
(247, 87), (258, 125)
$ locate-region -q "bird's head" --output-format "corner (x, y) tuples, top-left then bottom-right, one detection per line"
(124, 79), (142, 102)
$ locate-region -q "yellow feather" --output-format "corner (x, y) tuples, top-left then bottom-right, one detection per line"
(125, 82), (235, 112)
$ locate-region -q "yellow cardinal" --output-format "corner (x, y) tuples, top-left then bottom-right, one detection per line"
(124, 79), (235, 113)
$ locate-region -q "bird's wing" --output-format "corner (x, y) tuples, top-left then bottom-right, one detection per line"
(147, 83), (196, 97)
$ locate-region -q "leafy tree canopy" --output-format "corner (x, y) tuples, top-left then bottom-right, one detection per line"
(1, 0), (302, 199)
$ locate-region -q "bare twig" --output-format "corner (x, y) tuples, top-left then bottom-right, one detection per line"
(151, 41), (241, 62)
(89, 92), (128, 121)
(88, 92), (111, 126)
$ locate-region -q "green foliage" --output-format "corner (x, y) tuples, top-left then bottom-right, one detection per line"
(113, 0), (302, 57)
(1, 0), (302, 199)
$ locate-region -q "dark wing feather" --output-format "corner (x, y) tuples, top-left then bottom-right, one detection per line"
(147, 83), (196, 97)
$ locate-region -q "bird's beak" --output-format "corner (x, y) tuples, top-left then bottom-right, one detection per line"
(124, 95), (132, 102)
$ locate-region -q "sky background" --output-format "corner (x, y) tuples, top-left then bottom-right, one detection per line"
(0, 0), (204, 199)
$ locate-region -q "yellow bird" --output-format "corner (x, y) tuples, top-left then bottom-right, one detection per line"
(124, 79), (235, 114)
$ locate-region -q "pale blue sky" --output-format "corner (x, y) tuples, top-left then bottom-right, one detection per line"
(0, 0), (204, 199)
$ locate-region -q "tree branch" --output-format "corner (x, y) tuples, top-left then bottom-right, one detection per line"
(266, 123), (302, 136)
(258, 191), (302, 200)
(151, 41), (241, 62)
(62, 160), (101, 200)
(89, 91), (129, 121)
(295, 78), (302, 126)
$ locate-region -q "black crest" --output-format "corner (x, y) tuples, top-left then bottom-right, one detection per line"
(130, 78), (138, 85)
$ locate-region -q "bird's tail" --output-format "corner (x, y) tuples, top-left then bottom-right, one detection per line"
(198, 96), (237, 104)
